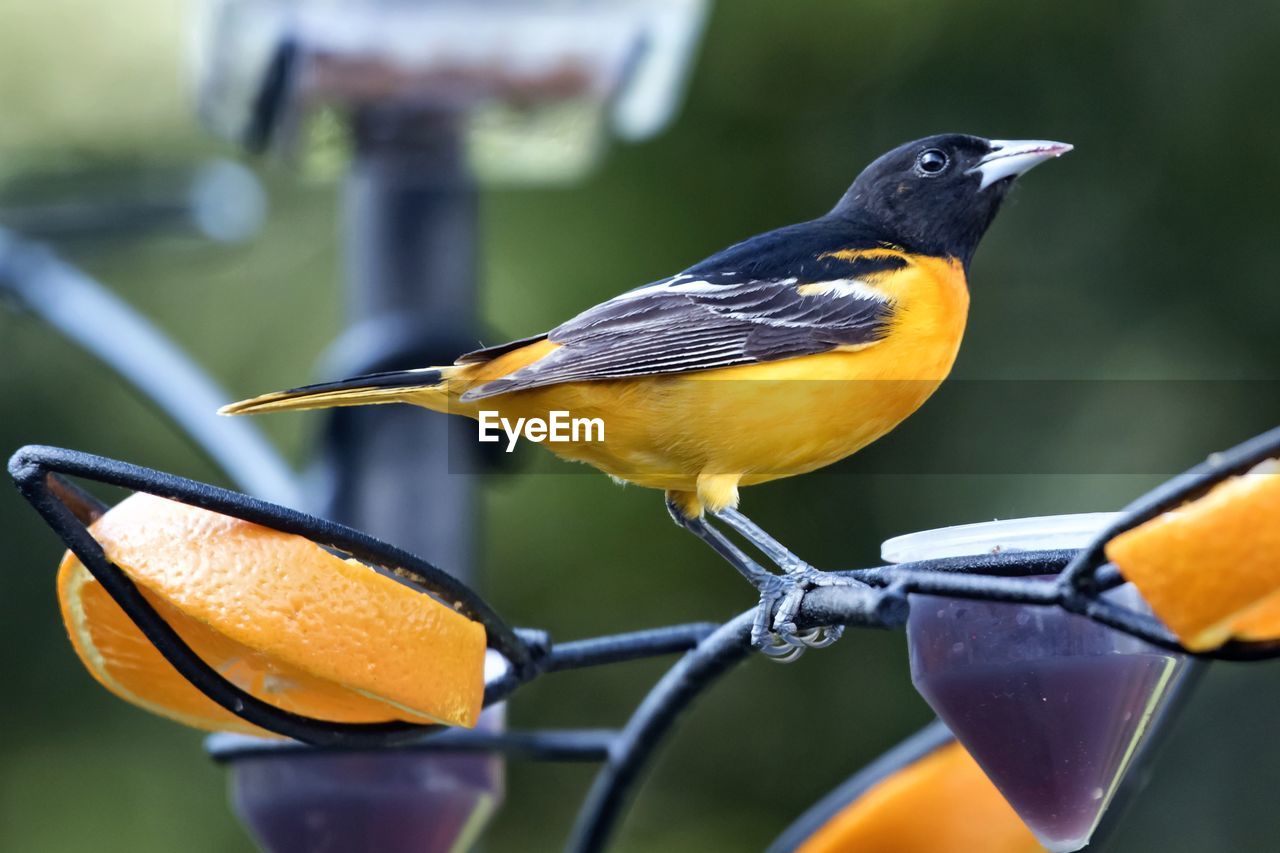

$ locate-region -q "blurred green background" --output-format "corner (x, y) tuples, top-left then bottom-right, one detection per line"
(4, 1), (1280, 851)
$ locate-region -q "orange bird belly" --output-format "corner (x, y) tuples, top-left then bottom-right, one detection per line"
(446, 255), (970, 493)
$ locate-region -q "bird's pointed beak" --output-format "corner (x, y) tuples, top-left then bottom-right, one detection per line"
(970, 139), (1073, 190)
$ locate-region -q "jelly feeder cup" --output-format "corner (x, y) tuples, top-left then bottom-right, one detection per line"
(206, 655), (509, 853)
(886, 514), (1191, 853)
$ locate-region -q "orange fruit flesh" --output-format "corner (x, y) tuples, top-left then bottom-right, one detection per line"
(1106, 458), (1280, 651)
(56, 493), (487, 733)
(797, 740), (1043, 853)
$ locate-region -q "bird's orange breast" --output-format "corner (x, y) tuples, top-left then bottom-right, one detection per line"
(446, 254), (969, 491)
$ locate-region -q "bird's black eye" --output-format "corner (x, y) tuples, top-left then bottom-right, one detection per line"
(915, 149), (949, 176)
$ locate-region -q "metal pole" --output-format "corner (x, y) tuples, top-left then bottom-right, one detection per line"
(320, 105), (480, 574)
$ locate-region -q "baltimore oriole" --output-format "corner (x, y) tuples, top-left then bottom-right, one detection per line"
(223, 134), (1070, 658)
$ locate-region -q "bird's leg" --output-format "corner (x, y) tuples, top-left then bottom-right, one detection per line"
(667, 497), (849, 658)
(712, 506), (848, 651)
(666, 498), (772, 585)
(713, 507), (809, 572)
(666, 498), (809, 659)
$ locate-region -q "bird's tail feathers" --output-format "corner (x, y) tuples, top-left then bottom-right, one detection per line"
(219, 367), (450, 416)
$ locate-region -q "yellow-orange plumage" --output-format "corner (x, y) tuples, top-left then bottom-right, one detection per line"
(227, 252), (968, 515)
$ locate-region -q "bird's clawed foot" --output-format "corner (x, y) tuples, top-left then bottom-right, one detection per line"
(711, 508), (853, 657)
(666, 497), (854, 662)
(753, 566), (848, 661)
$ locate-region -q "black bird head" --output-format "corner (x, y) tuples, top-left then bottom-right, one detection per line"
(832, 134), (1071, 267)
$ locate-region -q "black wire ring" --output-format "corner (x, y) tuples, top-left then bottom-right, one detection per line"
(8, 444), (536, 746)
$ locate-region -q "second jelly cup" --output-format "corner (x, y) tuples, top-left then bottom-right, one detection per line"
(885, 514), (1189, 853)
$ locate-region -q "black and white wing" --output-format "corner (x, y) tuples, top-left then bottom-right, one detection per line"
(460, 270), (897, 400)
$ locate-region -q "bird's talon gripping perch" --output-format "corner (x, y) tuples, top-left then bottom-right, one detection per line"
(750, 567), (851, 661)
(672, 504), (857, 659)
(759, 635), (807, 663)
(799, 625), (844, 649)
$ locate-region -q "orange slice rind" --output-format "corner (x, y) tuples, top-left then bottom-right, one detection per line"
(796, 740), (1043, 853)
(57, 492), (486, 734)
(1106, 458), (1280, 652)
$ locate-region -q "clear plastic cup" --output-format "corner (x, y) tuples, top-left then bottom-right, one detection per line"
(887, 515), (1188, 853)
(881, 512), (1122, 563)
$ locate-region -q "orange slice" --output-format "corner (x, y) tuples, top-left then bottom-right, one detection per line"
(797, 740), (1043, 853)
(57, 492), (486, 734)
(1106, 458), (1280, 651)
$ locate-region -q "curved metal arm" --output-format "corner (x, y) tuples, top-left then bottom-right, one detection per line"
(565, 583), (926, 853)
(0, 227), (301, 507)
(567, 612), (757, 853)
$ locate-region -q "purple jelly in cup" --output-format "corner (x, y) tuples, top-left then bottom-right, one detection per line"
(885, 515), (1188, 853)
